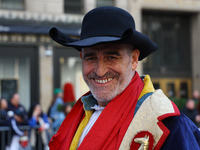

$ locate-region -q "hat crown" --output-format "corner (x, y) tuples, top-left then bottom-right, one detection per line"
(49, 6), (158, 61)
(80, 6), (135, 39)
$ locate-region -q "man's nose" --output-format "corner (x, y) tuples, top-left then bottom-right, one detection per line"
(95, 60), (108, 77)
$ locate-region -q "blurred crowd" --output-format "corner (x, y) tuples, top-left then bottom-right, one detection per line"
(181, 90), (200, 128)
(0, 83), (74, 150)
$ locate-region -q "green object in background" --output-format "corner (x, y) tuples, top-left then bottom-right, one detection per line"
(54, 88), (63, 95)
(170, 97), (187, 110)
(57, 104), (63, 112)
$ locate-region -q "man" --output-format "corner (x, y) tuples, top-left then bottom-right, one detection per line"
(8, 93), (28, 125)
(8, 93), (28, 150)
(49, 6), (200, 150)
(0, 98), (25, 136)
(181, 99), (200, 126)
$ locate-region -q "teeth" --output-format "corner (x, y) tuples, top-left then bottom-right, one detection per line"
(95, 78), (113, 84)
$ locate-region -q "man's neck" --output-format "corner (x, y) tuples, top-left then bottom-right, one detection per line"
(97, 100), (110, 107)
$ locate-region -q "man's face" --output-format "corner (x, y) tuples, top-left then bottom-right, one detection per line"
(0, 99), (8, 109)
(80, 43), (139, 106)
(11, 94), (20, 106)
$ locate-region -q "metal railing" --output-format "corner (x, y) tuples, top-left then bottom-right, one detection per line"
(0, 126), (12, 150)
(0, 125), (53, 150)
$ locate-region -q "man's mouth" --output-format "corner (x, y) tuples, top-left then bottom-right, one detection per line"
(94, 77), (114, 84)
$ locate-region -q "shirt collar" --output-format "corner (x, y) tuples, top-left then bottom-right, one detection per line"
(81, 94), (98, 111)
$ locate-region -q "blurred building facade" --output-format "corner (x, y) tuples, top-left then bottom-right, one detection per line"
(0, 0), (200, 112)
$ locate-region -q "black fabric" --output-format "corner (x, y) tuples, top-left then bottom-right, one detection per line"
(80, 6), (135, 39)
(49, 6), (158, 60)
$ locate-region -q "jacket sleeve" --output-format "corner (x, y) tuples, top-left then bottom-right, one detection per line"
(161, 112), (200, 150)
(28, 117), (38, 127)
(43, 113), (49, 124)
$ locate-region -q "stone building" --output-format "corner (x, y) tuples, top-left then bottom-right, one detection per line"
(0, 0), (200, 112)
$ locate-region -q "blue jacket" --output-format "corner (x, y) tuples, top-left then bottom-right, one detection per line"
(28, 113), (49, 127)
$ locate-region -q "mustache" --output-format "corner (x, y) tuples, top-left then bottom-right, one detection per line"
(87, 71), (119, 79)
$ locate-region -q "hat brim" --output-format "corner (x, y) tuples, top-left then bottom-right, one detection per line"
(49, 27), (122, 48)
(49, 27), (158, 60)
(67, 36), (121, 47)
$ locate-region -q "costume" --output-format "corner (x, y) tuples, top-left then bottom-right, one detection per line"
(48, 6), (200, 150)
(49, 6), (158, 61)
(48, 73), (200, 150)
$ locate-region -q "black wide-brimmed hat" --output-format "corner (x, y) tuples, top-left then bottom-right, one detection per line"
(49, 6), (158, 60)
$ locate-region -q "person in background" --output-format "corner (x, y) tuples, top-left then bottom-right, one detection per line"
(28, 102), (50, 150)
(49, 102), (72, 133)
(193, 90), (200, 105)
(62, 103), (72, 117)
(0, 98), (26, 150)
(196, 91), (200, 119)
(8, 93), (28, 125)
(48, 6), (200, 150)
(182, 99), (200, 126)
(7, 93), (28, 150)
(47, 88), (65, 131)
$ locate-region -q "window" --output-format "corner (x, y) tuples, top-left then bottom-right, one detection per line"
(96, 0), (114, 7)
(0, 57), (30, 109)
(142, 11), (191, 77)
(0, 0), (25, 10)
(151, 78), (191, 99)
(0, 79), (18, 101)
(64, 0), (83, 14)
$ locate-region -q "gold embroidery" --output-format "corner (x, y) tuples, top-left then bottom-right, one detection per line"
(134, 135), (149, 150)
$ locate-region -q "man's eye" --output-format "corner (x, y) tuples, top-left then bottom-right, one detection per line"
(86, 57), (96, 61)
(108, 56), (117, 60)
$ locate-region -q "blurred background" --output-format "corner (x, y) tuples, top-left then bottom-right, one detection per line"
(1, 0), (200, 149)
(0, 0), (200, 113)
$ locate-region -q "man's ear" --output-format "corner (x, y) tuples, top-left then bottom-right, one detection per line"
(131, 49), (140, 70)
(79, 52), (82, 59)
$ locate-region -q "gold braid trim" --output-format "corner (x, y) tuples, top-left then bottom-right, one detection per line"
(69, 110), (93, 150)
(138, 75), (155, 100)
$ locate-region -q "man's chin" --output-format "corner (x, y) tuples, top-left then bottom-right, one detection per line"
(89, 85), (120, 101)
(92, 92), (116, 102)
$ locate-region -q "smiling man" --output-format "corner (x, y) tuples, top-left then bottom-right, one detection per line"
(49, 6), (200, 150)
(81, 43), (139, 106)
